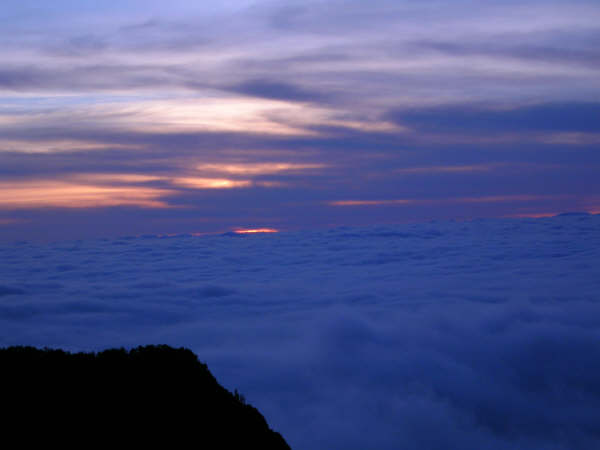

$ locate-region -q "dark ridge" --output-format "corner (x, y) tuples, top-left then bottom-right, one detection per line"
(1, 345), (291, 449)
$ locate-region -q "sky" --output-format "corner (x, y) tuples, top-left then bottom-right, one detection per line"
(1, 0), (599, 241)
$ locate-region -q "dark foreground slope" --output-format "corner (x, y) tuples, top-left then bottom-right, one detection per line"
(1, 345), (291, 449)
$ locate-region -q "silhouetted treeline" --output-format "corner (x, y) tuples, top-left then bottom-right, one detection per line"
(1, 345), (291, 449)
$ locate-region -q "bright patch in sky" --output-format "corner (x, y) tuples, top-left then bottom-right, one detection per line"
(0, 180), (173, 209)
(172, 178), (253, 189)
(196, 163), (326, 175)
(233, 227), (279, 234)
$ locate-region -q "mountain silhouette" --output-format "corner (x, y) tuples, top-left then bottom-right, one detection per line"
(1, 345), (291, 449)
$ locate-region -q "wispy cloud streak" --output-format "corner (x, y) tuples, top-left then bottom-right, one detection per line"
(0, 180), (175, 209)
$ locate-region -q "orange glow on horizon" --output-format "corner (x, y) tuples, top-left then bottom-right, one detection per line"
(233, 228), (279, 234)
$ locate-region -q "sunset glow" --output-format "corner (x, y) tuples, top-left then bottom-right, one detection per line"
(195, 163), (326, 175)
(0, 0), (598, 239)
(0, 181), (174, 209)
(172, 178), (253, 189)
(72, 174), (165, 184)
(233, 228), (279, 234)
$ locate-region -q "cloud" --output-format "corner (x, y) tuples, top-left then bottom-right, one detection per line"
(195, 163), (326, 176)
(329, 195), (573, 207)
(387, 102), (600, 134)
(0, 218), (23, 225)
(414, 38), (600, 68)
(172, 178), (253, 190)
(44, 34), (109, 57)
(0, 65), (174, 92)
(330, 199), (414, 206)
(228, 79), (331, 103)
(72, 173), (164, 184)
(1, 215), (599, 449)
(0, 179), (174, 209)
(394, 164), (502, 174)
(0, 285), (26, 296)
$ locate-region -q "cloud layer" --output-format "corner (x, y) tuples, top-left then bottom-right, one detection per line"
(1, 214), (599, 449)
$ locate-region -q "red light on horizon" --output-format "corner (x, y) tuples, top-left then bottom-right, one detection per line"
(233, 228), (279, 234)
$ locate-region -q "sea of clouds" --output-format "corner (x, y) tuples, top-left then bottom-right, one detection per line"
(1, 213), (599, 449)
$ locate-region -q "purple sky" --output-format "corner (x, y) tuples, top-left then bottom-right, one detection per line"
(1, 0), (599, 241)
